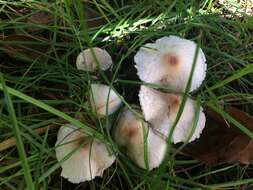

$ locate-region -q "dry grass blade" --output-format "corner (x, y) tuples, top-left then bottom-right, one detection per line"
(0, 123), (62, 152)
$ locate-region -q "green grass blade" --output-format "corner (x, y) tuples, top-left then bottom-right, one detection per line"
(206, 64), (253, 92)
(0, 73), (35, 190)
(0, 82), (104, 141)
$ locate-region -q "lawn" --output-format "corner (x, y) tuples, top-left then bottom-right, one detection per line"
(0, 0), (253, 189)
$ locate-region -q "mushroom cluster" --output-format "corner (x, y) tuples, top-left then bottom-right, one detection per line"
(135, 35), (207, 144)
(55, 47), (121, 183)
(135, 36), (207, 144)
(55, 36), (207, 183)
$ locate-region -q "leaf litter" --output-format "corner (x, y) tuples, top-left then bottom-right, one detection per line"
(183, 107), (253, 165)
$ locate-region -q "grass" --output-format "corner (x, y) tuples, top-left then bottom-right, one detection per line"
(0, 0), (253, 189)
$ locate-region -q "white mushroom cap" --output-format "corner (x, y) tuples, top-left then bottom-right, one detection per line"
(55, 124), (115, 183)
(135, 35), (207, 92)
(138, 85), (168, 121)
(114, 108), (167, 170)
(76, 47), (113, 71)
(139, 86), (206, 143)
(89, 84), (122, 117)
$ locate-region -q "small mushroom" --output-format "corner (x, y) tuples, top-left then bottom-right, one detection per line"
(55, 124), (115, 183)
(134, 35), (207, 92)
(114, 108), (167, 170)
(89, 84), (122, 117)
(139, 86), (206, 143)
(76, 47), (113, 71)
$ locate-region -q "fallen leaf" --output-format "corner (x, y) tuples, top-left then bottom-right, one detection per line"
(26, 11), (54, 32)
(0, 33), (4, 40)
(27, 11), (54, 25)
(85, 7), (106, 29)
(183, 107), (253, 165)
(2, 34), (49, 60)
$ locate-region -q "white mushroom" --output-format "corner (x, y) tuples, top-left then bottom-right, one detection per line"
(114, 108), (167, 170)
(89, 84), (122, 117)
(55, 124), (115, 183)
(139, 85), (206, 143)
(137, 85), (168, 122)
(134, 35), (207, 92)
(76, 47), (113, 71)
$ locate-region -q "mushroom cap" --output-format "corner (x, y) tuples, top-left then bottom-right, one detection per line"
(138, 85), (168, 121)
(139, 86), (206, 143)
(135, 35), (206, 92)
(89, 84), (122, 117)
(114, 108), (167, 170)
(55, 124), (115, 183)
(76, 47), (113, 71)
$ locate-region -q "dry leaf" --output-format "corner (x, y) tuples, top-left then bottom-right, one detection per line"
(183, 107), (253, 165)
(2, 34), (49, 60)
(85, 8), (106, 29)
(27, 11), (54, 25)
(25, 11), (54, 32)
(0, 33), (4, 40)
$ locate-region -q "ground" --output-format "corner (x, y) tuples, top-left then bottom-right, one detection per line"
(0, 0), (253, 190)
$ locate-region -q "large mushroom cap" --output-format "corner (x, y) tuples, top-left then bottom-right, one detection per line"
(139, 86), (206, 143)
(114, 108), (167, 170)
(89, 84), (122, 117)
(76, 47), (113, 71)
(135, 35), (207, 92)
(55, 124), (115, 183)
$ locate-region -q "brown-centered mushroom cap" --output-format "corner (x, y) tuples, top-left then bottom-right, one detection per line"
(55, 124), (115, 183)
(114, 108), (167, 170)
(135, 35), (207, 92)
(139, 86), (206, 143)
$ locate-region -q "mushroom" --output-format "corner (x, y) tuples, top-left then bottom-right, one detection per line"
(134, 35), (207, 92)
(89, 84), (122, 117)
(139, 85), (206, 143)
(55, 124), (115, 183)
(113, 108), (167, 170)
(76, 47), (113, 71)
